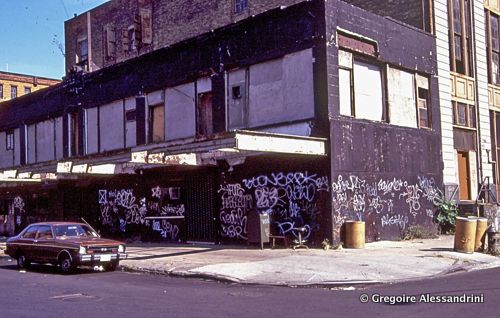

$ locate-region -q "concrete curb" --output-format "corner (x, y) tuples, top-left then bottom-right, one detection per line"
(119, 257), (500, 288)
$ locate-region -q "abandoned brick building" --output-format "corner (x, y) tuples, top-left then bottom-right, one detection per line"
(0, 0), (444, 245)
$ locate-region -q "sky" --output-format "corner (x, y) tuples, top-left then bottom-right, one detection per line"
(0, 0), (108, 80)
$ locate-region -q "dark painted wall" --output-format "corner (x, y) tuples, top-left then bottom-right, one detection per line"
(325, 0), (442, 242)
(218, 155), (331, 245)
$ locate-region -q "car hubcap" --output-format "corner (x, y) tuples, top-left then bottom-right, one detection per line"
(61, 259), (71, 271)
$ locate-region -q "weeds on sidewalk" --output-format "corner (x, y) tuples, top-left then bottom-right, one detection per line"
(403, 225), (439, 240)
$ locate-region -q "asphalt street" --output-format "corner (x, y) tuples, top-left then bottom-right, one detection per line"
(0, 258), (498, 318)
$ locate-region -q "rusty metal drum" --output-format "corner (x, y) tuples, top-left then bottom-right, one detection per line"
(345, 221), (365, 249)
(454, 217), (477, 254)
(474, 217), (488, 252)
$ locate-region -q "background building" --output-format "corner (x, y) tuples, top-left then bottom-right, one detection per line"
(0, 71), (60, 102)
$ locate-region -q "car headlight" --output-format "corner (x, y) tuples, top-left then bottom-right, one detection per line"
(118, 245), (125, 253)
(79, 246), (87, 255)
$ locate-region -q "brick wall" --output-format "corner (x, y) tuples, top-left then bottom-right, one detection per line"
(0, 72), (60, 102)
(64, 0), (305, 73)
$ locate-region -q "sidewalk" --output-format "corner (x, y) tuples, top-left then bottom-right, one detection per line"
(1, 236), (499, 287)
(119, 235), (500, 286)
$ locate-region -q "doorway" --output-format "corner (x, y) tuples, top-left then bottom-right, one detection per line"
(457, 151), (471, 200)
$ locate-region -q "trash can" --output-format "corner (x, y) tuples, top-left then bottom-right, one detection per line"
(474, 217), (488, 252)
(344, 221), (365, 249)
(454, 217), (477, 254)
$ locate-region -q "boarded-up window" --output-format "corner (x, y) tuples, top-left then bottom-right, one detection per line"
(149, 104), (164, 143)
(104, 24), (115, 59)
(69, 112), (80, 156)
(353, 60), (384, 121)
(387, 67), (417, 128)
(140, 8), (152, 45)
(197, 92), (214, 136)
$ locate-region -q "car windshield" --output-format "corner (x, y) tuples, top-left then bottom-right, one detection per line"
(54, 224), (99, 238)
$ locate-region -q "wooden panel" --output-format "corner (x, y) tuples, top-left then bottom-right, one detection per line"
(455, 76), (468, 99)
(486, 0), (500, 16)
(451, 73), (475, 103)
(488, 85), (500, 111)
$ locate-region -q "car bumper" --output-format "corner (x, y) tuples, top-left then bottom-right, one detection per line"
(78, 252), (127, 264)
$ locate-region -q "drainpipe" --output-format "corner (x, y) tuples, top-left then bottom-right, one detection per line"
(469, 2), (484, 199)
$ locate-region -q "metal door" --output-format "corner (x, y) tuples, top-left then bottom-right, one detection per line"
(185, 173), (217, 243)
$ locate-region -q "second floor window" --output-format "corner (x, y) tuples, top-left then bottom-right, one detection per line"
(0, 84), (3, 99)
(339, 50), (384, 122)
(449, 0), (473, 76)
(24, 87), (31, 95)
(10, 86), (17, 99)
(77, 38), (88, 68)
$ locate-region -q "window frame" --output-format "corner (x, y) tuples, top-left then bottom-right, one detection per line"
(448, 0), (473, 76)
(338, 50), (386, 122)
(24, 86), (31, 95)
(10, 85), (17, 99)
(0, 83), (3, 99)
(234, 0), (248, 14)
(452, 100), (476, 129)
(486, 9), (500, 85)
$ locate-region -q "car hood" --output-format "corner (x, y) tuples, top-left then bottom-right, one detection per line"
(58, 237), (124, 246)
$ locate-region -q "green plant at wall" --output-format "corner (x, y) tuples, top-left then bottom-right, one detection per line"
(433, 193), (457, 234)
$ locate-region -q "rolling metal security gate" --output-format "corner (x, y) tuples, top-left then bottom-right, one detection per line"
(185, 173), (217, 242)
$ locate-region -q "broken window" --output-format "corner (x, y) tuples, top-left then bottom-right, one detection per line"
(234, 0), (248, 14)
(338, 50), (384, 121)
(487, 10), (500, 85)
(76, 37), (88, 69)
(197, 91), (214, 137)
(6, 130), (14, 151)
(416, 75), (431, 129)
(449, 0), (473, 76)
(148, 104), (164, 143)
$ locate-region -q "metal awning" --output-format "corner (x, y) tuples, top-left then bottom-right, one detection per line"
(0, 130), (327, 183)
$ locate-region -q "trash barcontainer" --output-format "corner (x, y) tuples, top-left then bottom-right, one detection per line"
(454, 217), (477, 253)
(474, 217), (488, 252)
(345, 221), (365, 249)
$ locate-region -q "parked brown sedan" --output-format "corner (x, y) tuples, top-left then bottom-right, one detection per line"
(5, 222), (127, 273)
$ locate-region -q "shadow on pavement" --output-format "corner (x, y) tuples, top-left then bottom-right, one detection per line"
(127, 248), (215, 261)
(418, 248), (454, 252)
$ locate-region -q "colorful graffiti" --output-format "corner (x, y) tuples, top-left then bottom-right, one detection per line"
(219, 171), (329, 241)
(98, 186), (184, 241)
(331, 175), (439, 237)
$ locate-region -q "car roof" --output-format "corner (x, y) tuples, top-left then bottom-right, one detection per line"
(29, 222), (88, 226)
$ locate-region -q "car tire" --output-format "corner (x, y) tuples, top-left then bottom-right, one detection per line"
(59, 255), (74, 274)
(104, 261), (119, 272)
(17, 253), (30, 269)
